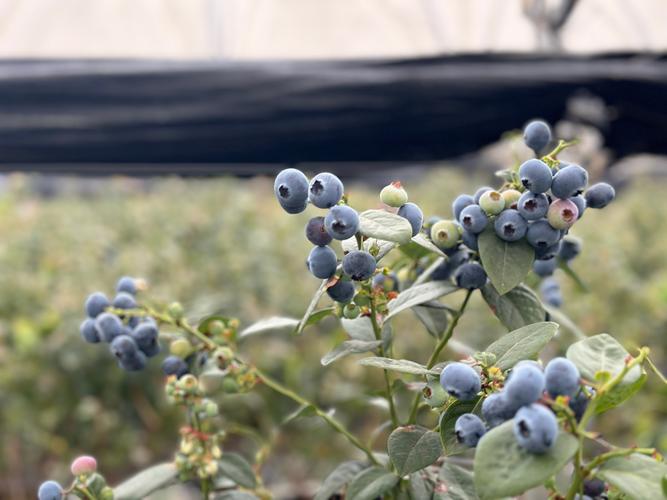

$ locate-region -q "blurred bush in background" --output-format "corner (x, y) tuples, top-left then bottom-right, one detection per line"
(0, 170), (665, 496)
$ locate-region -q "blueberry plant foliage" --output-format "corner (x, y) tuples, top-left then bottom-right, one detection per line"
(38, 121), (667, 500)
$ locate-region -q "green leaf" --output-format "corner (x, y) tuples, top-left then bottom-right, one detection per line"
(485, 322), (558, 370)
(386, 282), (458, 320)
(388, 426), (443, 475)
(281, 403), (316, 425)
(566, 334), (646, 413)
(240, 316), (299, 338)
(321, 340), (383, 366)
(413, 302), (449, 338)
(473, 421), (578, 499)
(304, 307), (335, 327)
(411, 233), (447, 257)
(481, 283), (545, 331)
(113, 463), (178, 500)
(409, 472), (433, 500)
(315, 461), (367, 500)
(597, 453), (667, 500)
(435, 462), (479, 500)
(359, 357), (438, 375)
(341, 316), (376, 341)
(296, 280), (328, 334)
(439, 398), (481, 456)
(347, 466), (399, 500)
(359, 209), (414, 244)
(218, 453), (257, 489)
(478, 228), (534, 295)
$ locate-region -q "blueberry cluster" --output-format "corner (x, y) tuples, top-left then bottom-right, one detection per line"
(80, 277), (160, 371)
(441, 357), (590, 454)
(38, 455), (113, 500)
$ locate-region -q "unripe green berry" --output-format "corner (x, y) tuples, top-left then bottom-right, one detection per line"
(222, 377), (240, 393)
(430, 220), (461, 249)
(479, 190), (506, 215)
(343, 303), (361, 319)
(177, 374), (199, 392)
(208, 320), (225, 336)
(502, 189), (522, 209)
(168, 302), (184, 320)
(204, 400), (219, 418)
(380, 181), (408, 207)
(100, 487), (114, 500)
(170, 338), (193, 358)
(353, 293), (371, 307)
(84, 473), (107, 495)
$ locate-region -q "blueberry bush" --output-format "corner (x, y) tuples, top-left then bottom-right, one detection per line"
(37, 122), (667, 499)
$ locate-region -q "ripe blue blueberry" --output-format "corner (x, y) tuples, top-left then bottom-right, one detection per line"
(494, 209), (528, 242)
(533, 257), (556, 277)
(583, 478), (605, 497)
(342, 251), (376, 281)
(110, 334), (139, 360)
(307, 246), (338, 279)
(519, 159), (552, 194)
(162, 355), (189, 378)
(585, 182), (615, 209)
(559, 235), (582, 261)
(461, 230), (478, 251)
(535, 240), (561, 261)
(473, 186), (493, 204)
(38, 480), (62, 500)
(482, 392), (515, 428)
(274, 168), (309, 214)
(324, 205), (359, 240)
(454, 262), (487, 290)
(513, 403), (558, 454)
(545, 357), (580, 398)
(570, 389), (592, 421)
(119, 350), (147, 371)
(113, 292), (137, 311)
(541, 279), (563, 307)
(397, 202), (424, 237)
(95, 312), (125, 343)
(518, 192), (549, 221)
(505, 363), (545, 409)
(459, 205), (488, 234)
(432, 249), (469, 281)
(570, 195), (586, 219)
(80, 318), (100, 343)
(326, 279), (356, 303)
(309, 172), (344, 208)
(455, 413), (486, 447)
(131, 323), (161, 357)
(452, 194), (474, 221)
(85, 292), (110, 318)
(526, 220), (561, 249)
(440, 362), (481, 401)
(116, 276), (137, 295)
(305, 216), (333, 246)
(523, 120), (552, 152)
(551, 164), (588, 199)
(372, 272), (399, 292)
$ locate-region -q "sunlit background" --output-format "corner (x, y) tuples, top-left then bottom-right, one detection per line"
(0, 1), (666, 498)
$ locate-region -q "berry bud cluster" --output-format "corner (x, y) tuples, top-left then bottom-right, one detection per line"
(38, 456), (113, 500)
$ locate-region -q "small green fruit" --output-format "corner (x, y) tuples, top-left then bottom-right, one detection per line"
(99, 487), (114, 500)
(501, 189), (522, 209)
(208, 320), (225, 336)
(343, 303), (361, 319)
(168, 302), (184, 320)
(479, 190), (505, 215)
(380, 181), (408, 207)
(430, 220), (461, 249)
(170, 338), (193, 358)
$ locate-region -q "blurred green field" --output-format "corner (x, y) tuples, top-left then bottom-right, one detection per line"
(0, 170), (665, 497)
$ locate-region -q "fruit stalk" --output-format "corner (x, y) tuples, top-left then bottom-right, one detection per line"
(369, 296), (399, 428)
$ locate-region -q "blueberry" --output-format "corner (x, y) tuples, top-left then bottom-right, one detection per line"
(119, 350), (147, 371)
(324, 205), (359, 240)
(372, 272), (399, 292)
(113, 292), (137, 310)
(473, 187), (493, 204)
(494, 209), (528, 242)
(131, 322), (161, 357)
(461, 230), (478, 251)
(432, 249), (469, 281)
(397, 202), (423, 236)
(430, 220), (461, 249)
(505, 364), (545, 409)
(94, 312), (125, 343)
(539, 276), (560, 294)
(541, 282), (563, 307)
(526, 220), (561, 249)
(551, 164), (589, 199)
(482, 393), (515, 427)
(454, 262), (487, 290)
(38, 480), (62, 500)
(162, 355), (189, 378)
(535, 240), (562, 260)
(110, 334), (139, 360)
(569, 389), (592, 421)
(459, 205), (488, 234)
(519, 159), (553, 194)
(502, 189), (522, 210)
(547, 199), (579, 230)
(570, 195), (587, 219)
(455, 413), (486, 447)
(380, 181), (408, 207)
(513, 403), (558, 454)
(116, 276), (137, 295)
(523, 120), (552, 153)
(559, 235), (582, 261)
(533, 258), (556, 277)
(583, 478), (606, 497)
(424, 216), (443, 235)
(309, 172), (344, 208)
(274, 168), (309, 214)
(342, 251), (376, 281)
(85, 292), (110, 318)
(439, 362), (481, 401)
(305, 216), (333, 246)
(327, 280), (356, 303)
(545, 357), (580, 398)
(452, 194), (475, 221)
(307, 246), (338, 279)
(585, 182), (615, 209)
(518, 192), (549, 221)
(80, 318), (100, 343)
(479, 190), (505, 215)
